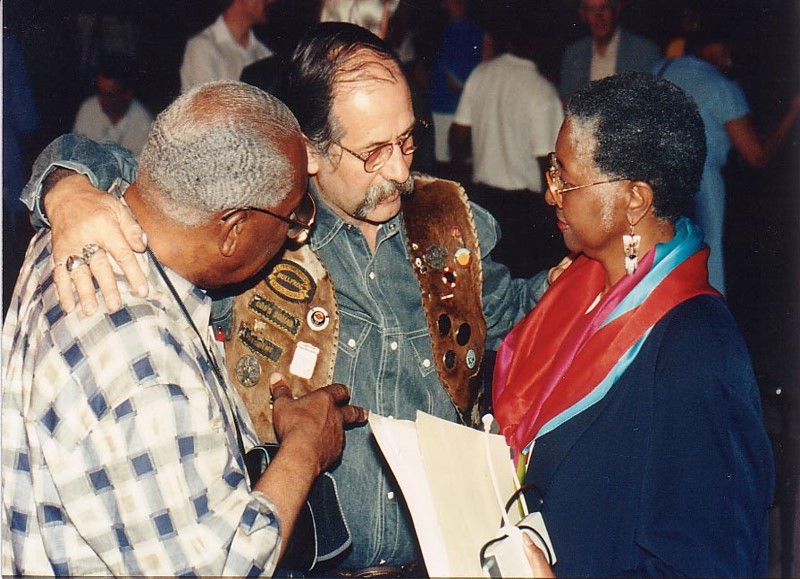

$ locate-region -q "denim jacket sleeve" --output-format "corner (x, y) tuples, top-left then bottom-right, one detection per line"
(21, 134), (139, 229)
(471, 201), (549, 350)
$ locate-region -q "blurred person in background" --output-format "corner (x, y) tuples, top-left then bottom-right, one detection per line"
(72, 53), (153, 157)
(559, 0), (660, 101)
(180, 0), (275, 91)
(450, 5), (564, 277)
(655, 26), (800, 294)
(429, 0), (489, 167)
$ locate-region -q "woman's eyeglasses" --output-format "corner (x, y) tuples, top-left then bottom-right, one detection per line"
(546, 152), (627, 208)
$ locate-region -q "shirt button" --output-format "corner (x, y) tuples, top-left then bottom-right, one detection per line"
(347, 338), (356, 348)
(387, 492), (395, 500)
(368, 271), (376, 280)
(422, 359), (431, 368)
(390, 341), (398, 351)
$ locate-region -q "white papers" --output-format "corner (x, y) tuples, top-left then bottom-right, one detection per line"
(369, 411), (524, 577)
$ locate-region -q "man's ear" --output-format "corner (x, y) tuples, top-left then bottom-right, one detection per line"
(626, 181), (654, 227)
(218, 211), (245, 257)
(304, 135), (321, 176)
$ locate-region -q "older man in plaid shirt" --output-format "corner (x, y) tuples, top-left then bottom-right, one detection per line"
(1, 81), (365, 577)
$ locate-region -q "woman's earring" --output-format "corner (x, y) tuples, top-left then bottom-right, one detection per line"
(623, 224), (641, 275)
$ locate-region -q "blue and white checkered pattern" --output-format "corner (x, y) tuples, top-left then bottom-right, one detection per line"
(2, 231), (281, 576)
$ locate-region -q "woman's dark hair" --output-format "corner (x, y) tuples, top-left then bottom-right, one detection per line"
(281, 22), (405, 154)
(566, 71), (706, 221)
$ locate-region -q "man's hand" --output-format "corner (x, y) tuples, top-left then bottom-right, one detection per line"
(270, 374), (367, 476)
(254, 374), (367, 557)
(46, 172), (147, 314)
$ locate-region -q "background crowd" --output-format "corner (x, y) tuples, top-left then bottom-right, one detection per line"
(3, 0), (799, 576)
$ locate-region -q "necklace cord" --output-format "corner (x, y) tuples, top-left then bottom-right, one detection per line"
(145, 247), (249, 466)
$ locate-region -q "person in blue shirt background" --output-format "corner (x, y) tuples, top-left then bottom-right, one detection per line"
(655, 25), (800, 295)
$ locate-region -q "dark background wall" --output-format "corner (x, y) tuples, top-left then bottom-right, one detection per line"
(3, 0), (800, 575)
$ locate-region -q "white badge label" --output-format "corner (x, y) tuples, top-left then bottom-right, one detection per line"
(289, 341), (320, 380)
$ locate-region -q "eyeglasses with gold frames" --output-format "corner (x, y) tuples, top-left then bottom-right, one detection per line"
(337, 120), (429, 174)
(545, 152), (627, 208)
(222, 190), (316, 245)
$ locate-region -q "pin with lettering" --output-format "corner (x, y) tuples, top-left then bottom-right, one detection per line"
(307, 306), (331, 331)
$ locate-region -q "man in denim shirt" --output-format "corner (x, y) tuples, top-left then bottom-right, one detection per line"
(23, 24), (551, 575)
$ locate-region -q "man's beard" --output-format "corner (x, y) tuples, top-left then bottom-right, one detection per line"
(353, 175), (415, 220)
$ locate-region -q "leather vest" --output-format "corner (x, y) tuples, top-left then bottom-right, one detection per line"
(224, 176), (486, 442)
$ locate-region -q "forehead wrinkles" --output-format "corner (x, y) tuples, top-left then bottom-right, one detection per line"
(332, 49), (403, 97)
(331, 55), (408, 145)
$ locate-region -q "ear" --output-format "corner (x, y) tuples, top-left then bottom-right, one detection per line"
(218, 210), (246, 257)
(625, 181), (654, 228)
(304, 134), (321, 176)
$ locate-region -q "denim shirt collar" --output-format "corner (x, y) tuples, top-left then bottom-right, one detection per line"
(308, 179), (404, 252)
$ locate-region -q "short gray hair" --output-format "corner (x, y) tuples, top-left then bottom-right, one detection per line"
(137, 81), (303, 227)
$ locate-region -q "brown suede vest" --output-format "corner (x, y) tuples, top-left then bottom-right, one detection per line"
(225, 176), (486, 441)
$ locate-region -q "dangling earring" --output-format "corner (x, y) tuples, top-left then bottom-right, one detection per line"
(623, 224), (641, 275)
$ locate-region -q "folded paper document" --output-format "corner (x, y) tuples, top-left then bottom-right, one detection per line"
(369, 411), (529, 577)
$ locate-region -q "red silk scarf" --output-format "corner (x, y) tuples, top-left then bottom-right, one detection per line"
(493, 246), (718, 453)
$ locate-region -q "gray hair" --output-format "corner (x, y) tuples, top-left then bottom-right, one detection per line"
(137, 80), (303, 227)
(565, 72), (706, 221)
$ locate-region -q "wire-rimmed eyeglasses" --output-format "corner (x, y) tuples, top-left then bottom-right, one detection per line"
(545, 152), (628, 208)
(222, 190), (316, 245)
(337, 120), (429, 174)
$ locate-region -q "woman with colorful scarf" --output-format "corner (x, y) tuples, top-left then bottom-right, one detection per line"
(495, 72), (774, 578)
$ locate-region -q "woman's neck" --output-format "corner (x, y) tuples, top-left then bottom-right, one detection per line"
(604, 219), (675, 289)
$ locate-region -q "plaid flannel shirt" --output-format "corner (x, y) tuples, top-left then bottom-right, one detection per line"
(2, 230), (282, 577)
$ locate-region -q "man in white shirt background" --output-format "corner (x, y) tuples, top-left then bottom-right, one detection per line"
(72, 52), (154, 157)
(180, 0), (275, 92)
(450, 5), (564, 277)
(559, 0), (661, 101)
